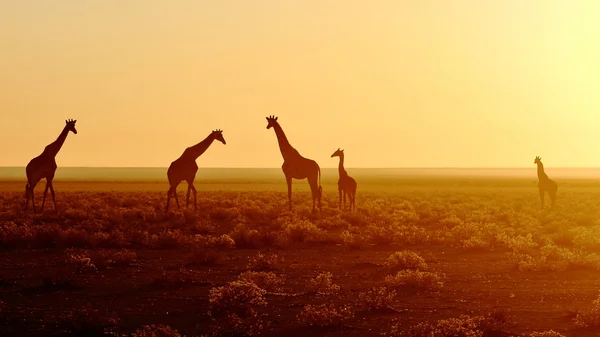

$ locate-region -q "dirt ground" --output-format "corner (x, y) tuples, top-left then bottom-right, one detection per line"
(1, 178), (600, 336)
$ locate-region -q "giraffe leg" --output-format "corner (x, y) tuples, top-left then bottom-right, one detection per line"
(49, 182), (59, 215)
(165, 190), (171, 213)
(31, 187), (37, 214)
(539, 189), (545, 209)
(286, 175), (292, 211)
(41, 182), (49, 213)
(338, 188), (342, 210)
(191, 184), (197, 211)
(173, 189), (181, 210)
(186, 184), (192, 208)
(165, 186), (175, 213)
(343, 190), (348, 210)
(24, 185), (30, 212)
(308, 177), (319, 214)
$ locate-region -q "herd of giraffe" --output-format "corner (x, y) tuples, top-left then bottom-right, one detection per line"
(22, 116), (558, 215)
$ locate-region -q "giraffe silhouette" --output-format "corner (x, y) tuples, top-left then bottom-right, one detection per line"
(534, 156), (557, 210)
(165, 129), (226, 212)
(331, 148), (357, 211)
(266, 115), (322, 213)
(25, 119), (78, 215)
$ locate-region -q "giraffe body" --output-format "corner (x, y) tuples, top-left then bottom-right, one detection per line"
(331, 148), (357, 211)
(25, 120), (77, 214)
(266, 116), (322, 213)
(165, 130), (226, 212)
(534, 156), (557, 210)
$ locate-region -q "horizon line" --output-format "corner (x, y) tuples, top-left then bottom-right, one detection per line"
(1, 166), (599, 170)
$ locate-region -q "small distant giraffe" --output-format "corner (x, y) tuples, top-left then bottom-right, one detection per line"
(266, 115), (322, 213)
(165, 129), (226, 212)
(534, 156), (558, 209)
(25, 119), (78, 215)
(331, 148), (357, 211)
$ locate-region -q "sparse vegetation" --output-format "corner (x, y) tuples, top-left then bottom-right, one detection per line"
(297, 303), (354, 327)
(132, 324), (184, 337)
(574, 291), (600, 327)
(385, 270), (445, 290)
(384, 250), (428, 270)
(2, 178), (600, 336)
(308, 271), (341, 294)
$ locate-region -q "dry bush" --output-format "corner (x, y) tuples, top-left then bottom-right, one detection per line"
(395, 224), (431, 245)
(574, 291), (600, 327)
(571, 226), (600, 251)
(510, 244), (600, 272)
(385, 270), (444, 290)
(247, 252), (283, 271)
(497, 233), (539, 253)
(364, 222), (398, 245)
(148, 229), (193, 249)
(385, 250), (428, 270)
(386, 314), (485, 337)
(277, 219), (326, 245)
(64, 249), (97, 273)
(229, 223), (272, 249)
(297, 304), (354, 327)
(207, 280), (268, 336)
(132, 324), (184, 337)
(308, 272), (341, 294)
(340, 229), (366, 250)
(89, 248), (137, 268)
(525, 331), (566, 337)
(358, 286), (398, 311)
(237, 271), (286, 293)
(205, 234), (236, 249)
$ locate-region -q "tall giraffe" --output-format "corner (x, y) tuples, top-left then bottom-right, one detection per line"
(25, 119), (78, 215)
(266, 115), (322, 213)
(534, 156), (558, 209)
(165, 129), (226, 212)
(331, 148), (357, 211)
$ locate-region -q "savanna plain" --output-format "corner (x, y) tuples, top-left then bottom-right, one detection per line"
(2, 170), (600, 337)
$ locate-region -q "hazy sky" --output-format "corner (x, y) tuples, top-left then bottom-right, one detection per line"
(1, 1), (599, 168)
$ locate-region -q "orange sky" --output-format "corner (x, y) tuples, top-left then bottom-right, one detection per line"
(1, 1), (599, 168)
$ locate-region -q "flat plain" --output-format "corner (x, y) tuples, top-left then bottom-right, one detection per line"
(2, 171), (600, 337)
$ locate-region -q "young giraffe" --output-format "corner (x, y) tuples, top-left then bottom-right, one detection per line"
(331, 148), (357, 211)
(165, 129), (226, 212)
(266, 115), (322, 213)
(25, 119), (78, 215)
(534, 156), (558, 210)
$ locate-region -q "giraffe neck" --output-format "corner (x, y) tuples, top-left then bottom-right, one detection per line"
(43, 126), (70, 158)
(338, 154), (348, 177)
(537, 162), (548, 180)
(186, 134), (215, 159)
(272, 123), (298, 160)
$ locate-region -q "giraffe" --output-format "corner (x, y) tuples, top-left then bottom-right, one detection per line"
(534, 156), (558, 210)
(266, 115), (322, 213)
(165, 129), (226, 212)
(25, 119), (78, 215)
(331, 148), (357, 211)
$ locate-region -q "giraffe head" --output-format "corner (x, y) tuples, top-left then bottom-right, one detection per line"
(534, 156), (542, 165)
(265, 115), (279, 129)
(65, 119), (77, 134)
(331, 148), (344, 158)
(212, 129), (226, 145)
